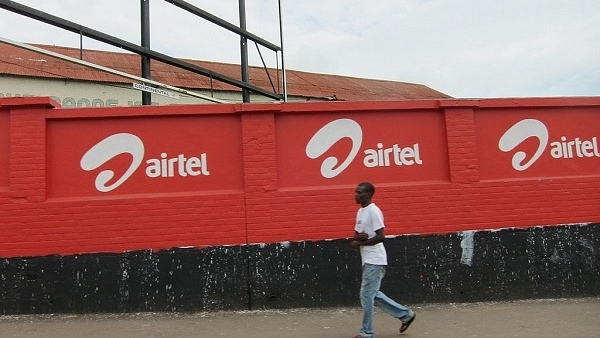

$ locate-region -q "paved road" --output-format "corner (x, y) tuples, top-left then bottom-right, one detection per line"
(1, 297), (598, 338)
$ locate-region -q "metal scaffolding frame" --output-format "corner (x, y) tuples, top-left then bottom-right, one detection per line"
(0, 0), (287, 103)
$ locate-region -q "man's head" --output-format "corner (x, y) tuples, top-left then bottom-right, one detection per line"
(355, 182), (375, 207)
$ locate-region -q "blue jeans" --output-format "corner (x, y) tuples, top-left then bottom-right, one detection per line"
(359, 263), (412, 338)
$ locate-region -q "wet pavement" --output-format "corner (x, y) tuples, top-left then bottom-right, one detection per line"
(1, 297), (598, 338)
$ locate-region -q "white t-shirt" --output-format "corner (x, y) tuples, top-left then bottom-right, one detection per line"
(354, 203), (388, 266)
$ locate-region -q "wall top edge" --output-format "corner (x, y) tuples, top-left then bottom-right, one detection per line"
(4, 96), (599, 117)
(0, 96), (60, 109)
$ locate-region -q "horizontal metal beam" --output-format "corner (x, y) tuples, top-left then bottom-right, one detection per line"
(0, 0), (283, 100)
(0, 37), (226, 103)
(163, 0), (281, 52)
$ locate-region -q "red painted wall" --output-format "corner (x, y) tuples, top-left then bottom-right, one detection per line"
(1, 96), (600, 258)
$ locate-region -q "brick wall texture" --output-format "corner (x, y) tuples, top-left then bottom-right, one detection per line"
(1, 96), (599, 259)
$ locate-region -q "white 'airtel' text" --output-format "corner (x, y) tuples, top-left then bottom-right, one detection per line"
(146, 153), (210, 177)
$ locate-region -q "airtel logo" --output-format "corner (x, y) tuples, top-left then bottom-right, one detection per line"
(306, 119), (362, 178)
(499, 119), (600, 171)
(80, 133), (210, 192)
(498, 119), (549, 171)
(305, 118), (422, 178)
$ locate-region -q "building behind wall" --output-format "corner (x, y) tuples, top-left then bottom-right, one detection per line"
(0, 42), (451, 106)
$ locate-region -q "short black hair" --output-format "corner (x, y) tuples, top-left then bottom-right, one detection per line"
(358, 182), (375, 196)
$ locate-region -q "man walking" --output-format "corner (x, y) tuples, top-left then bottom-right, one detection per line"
(351, 182), (415, 337)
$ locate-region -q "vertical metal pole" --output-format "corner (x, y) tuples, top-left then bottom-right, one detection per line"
(278, 0), (287, 102)
(239, 0), (250, 103)
(79, 28), (83, 60)
(141, 0), (151, 105)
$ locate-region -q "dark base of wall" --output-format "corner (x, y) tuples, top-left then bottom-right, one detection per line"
(1, 223), (599, 314)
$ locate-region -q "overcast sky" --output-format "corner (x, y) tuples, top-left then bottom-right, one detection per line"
(1, 0), (599, 98)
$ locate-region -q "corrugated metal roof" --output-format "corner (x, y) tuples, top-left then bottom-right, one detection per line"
(0, 42), (451, 100)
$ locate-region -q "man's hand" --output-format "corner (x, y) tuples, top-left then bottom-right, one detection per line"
(351, 232), (369, 249)
(355, 231), (369, 241)
(351, 229), (385, 250)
